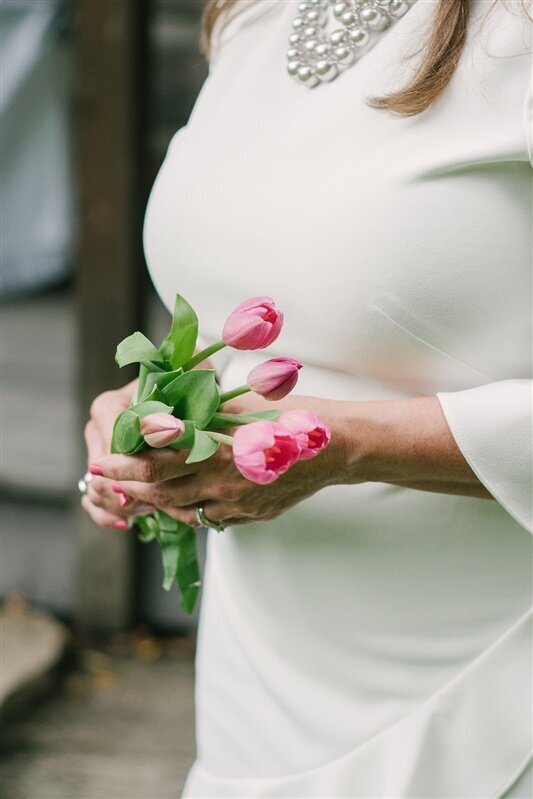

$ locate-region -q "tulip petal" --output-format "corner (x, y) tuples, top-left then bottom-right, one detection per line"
(233, 421), (276, 456)
(222, 298), (284, 351)
(278, 410), (331, 460)
(247, 357), (303, 400)
(232, 421), (300, 484)
(231, 296), (276, 314)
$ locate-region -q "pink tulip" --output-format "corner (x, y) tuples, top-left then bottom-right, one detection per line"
(233, 421), (300, 484)
(277, 410), (331, 460)
(222, 297), (284, 350)
(140, 413), (185, 448)
(247, 357), (303, 401)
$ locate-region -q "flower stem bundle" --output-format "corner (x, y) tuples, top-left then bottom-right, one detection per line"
(111, 294), (330, 613)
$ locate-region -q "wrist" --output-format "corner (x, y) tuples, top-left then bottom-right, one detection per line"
(339, 402), (386, 484)
(339, 396), (453, 486)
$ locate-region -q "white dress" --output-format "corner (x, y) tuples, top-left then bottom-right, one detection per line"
(143, 1), (533, 796)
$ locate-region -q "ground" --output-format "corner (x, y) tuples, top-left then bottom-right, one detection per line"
(0, 634), (196, 799)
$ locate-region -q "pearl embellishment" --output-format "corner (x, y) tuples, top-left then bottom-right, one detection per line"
(287, 0), (416, 88)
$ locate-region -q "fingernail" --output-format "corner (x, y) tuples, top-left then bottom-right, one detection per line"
(113, 520), (129, 530)
(118, 492), (129, 508)
(111, 484), (129, 507)
(89, 465), (104, 476)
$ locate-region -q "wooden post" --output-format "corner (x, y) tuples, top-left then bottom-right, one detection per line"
(72, 0), (150, 632)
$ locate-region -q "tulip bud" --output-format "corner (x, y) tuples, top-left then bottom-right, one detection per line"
(222, 296), (284, 350)
(247, 357), (303, 401)
(232, 421), (300, 484)
(278, 410), (331, 460)
(140, 413), (185, 448)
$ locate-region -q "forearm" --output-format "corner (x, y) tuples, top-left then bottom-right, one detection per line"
(225, 392), (492, 500)
(337, 396), (492, 499)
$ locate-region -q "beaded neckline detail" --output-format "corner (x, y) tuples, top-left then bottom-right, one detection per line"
(287, 0), (417, 88)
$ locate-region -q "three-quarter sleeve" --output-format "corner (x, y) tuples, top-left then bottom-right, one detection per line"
(437, 380), (532, 533)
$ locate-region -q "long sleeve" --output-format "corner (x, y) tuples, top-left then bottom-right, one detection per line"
(437, 380), (532, 533)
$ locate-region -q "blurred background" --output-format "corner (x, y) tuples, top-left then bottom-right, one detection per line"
(1, 1), (209, 795)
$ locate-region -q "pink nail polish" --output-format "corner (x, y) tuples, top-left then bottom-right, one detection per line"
(111, 484), (129, 507)
(118, 492), (129, 508)
(89, 465), (104, 476)
(113, 520), (128, 530)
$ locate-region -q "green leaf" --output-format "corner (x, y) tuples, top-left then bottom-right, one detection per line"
(111, 409), (144, 454)
(155, 509), (183, 532)
(130, 400), (173, 419)
(135, 362), (168, 403)
(115, 332), (163, 368)
(186, 428), (220, 464)
(159, 294), (199, 369)
(148, 512), (200, 613)
(175, 528), (201, 614)
(112, 401), (173, 453)
(168, 420), (196, 450)
(209, 410), (282, 429)
(162, 370), (220, 429)
(140, 385), (168, 405)
(159, 530), (181, 591)
(135, 515), (158, 543)
(138, 368), (184, 402)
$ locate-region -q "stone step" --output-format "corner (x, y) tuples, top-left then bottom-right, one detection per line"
(0, 597), (69, 720)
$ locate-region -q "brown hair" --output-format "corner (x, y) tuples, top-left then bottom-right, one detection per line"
(199, 1), (509, 116)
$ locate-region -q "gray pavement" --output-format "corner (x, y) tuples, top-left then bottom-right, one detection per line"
(0, 636), (196, 799)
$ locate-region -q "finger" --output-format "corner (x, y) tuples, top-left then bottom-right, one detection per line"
(89, 390), (133, 454)
(157, 505), (246, 529)
(87, 479), (155, 517)
(87, 480), (118, 510)
(84, 419), (107, 463)
(90, 448), (197, 484)
(93, 411), (121, 455)
(111, 475), (221, 511)
(156, 503), (235, 528)
(159, 504), (202, 528)
(81, 495), (130, 530)
(202, 501), (253, 526)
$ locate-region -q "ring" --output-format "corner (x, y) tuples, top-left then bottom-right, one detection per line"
(195, 505), (226, 533)
(78, 471), (93, 495)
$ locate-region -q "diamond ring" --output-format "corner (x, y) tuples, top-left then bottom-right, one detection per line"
(195, 505), (226, 533)
(78, 471), (93, 495)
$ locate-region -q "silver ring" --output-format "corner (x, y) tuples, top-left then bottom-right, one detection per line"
(78, 471), (93, 495)
(195, 505), (226, 533)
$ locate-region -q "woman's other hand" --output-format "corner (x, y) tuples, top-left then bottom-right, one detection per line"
(81, 379), (155, 529)
(86, 393), (343, 529)
(85, 387), (491, 530)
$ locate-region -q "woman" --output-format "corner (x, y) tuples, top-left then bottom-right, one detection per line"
(82, 1), (532, 796)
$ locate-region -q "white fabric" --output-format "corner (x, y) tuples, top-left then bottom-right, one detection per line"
(437, 380), (532, 533)
(143, 1), (533, 796)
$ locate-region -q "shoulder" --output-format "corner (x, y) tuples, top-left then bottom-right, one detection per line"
(209, 0), (280, 67)
(469, 0), (532, 56)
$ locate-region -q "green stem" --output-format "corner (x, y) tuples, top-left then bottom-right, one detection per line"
(206, 431), (234, 446)
(209, 412), (263, 428)
(182, 341), (227, 371)
(219, 385), (251, 405)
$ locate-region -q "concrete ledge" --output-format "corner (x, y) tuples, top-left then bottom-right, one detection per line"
(0, 601), (69, 719)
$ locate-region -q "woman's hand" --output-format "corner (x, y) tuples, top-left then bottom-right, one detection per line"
(82, 379), (156, 529)
(85, 389), (492, 531)
(86, 393), (345, 529)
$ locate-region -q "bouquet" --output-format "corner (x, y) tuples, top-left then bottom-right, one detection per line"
(109, 294), (330, 613)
